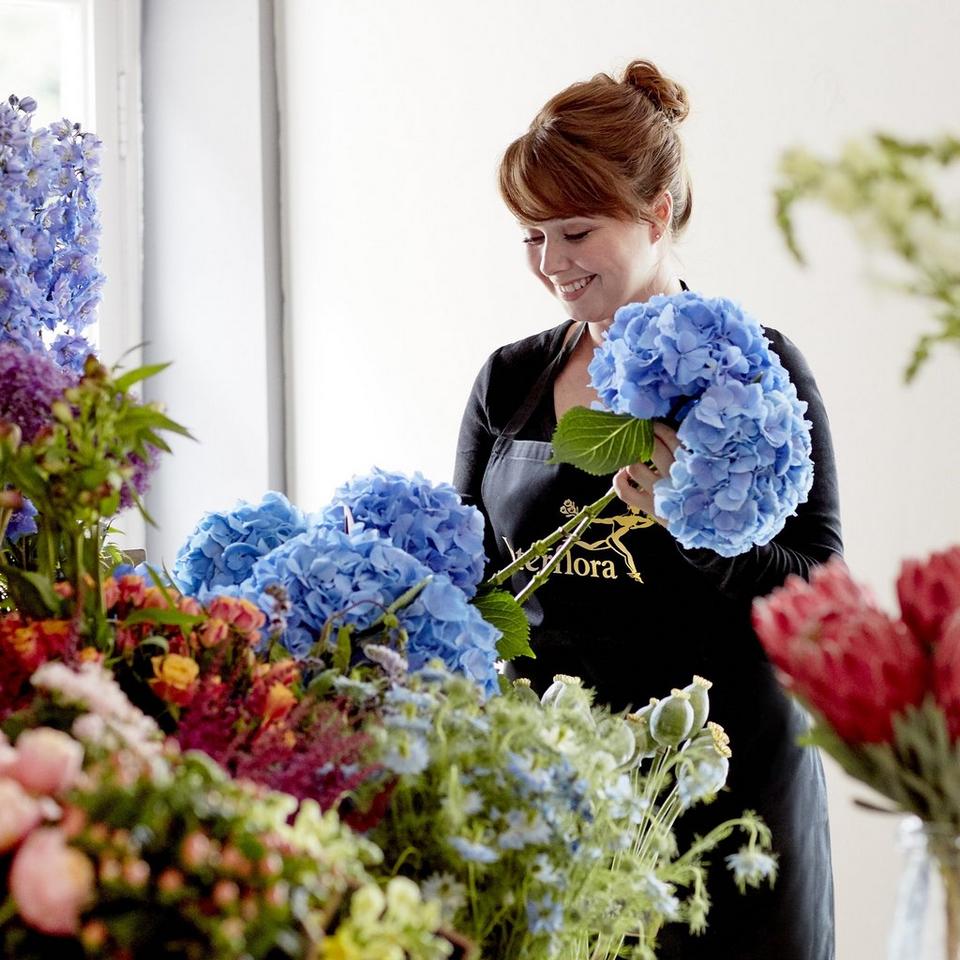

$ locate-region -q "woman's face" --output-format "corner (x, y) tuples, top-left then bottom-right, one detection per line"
(520, 213), (670, 326)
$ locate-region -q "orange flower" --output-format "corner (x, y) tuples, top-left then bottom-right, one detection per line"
(262, 682), (297, 725)
(199, 618), (230, 649)
(149, 654), (200, 706)
(206, 596), (266, 636)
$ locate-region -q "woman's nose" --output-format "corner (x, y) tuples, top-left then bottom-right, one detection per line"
(539, 239), (569, 277)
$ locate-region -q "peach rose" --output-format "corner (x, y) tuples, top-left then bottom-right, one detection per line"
(10, 728), (84, 795)
(10, 827), (95, 935)
(0, 778), (43, 852)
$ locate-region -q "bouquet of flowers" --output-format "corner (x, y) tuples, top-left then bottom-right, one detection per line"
(753, 548), (960, 956)
(358, 664), (773, 960)
(0, 660), (449, 959)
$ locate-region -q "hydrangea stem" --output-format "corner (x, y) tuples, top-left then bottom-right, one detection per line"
(483, 487), (619, 609)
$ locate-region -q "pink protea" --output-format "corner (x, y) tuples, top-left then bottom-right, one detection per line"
(753, 558), (929, 743)
(897, 545), (960, 647)
(934, 609), (960, 740)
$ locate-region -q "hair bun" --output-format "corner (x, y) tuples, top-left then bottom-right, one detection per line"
(623, 59), (690, 123)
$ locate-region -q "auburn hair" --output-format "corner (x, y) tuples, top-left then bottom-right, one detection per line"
(498, 59), (692, 236)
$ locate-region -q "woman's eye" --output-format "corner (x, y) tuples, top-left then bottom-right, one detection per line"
(564, 230), (591, 242)
(522, 235), (543, 245)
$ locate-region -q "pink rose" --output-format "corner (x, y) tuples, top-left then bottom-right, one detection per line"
(10, 827), (95, 935)
(0, 778), (43, 852)
(206, 596), (266, 635)
(11, 728), (84, 795)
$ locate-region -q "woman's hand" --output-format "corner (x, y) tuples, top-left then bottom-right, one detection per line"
(612, 422), (680, 521)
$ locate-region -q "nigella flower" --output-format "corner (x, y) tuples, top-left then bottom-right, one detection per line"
(420, 872), (467, 924)
(589, 291), (814, 557)
(497, 809), (552, 850)
(448, 835), (500, 864)
(172, 491), (310, 599)
(725, 847), (779, 892)
(244, 525), (501, 694)
(0, 342), (72, 441)
(676, 751), (730, 809)
(380, 728), (430, 775)
(637, 872), (680, 920)
(525, 893), (564, 934)
(320, 468), (487, 597)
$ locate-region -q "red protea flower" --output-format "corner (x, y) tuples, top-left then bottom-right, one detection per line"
(934, 609), (960, 740)
(753, 558), (929, 743)
(897, 545), (960, 647)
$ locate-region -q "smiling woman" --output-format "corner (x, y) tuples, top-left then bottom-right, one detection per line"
(454, 58), (842, 960)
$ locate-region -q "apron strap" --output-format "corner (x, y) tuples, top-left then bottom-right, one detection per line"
(501, 320), (587, 440)
(499, 280), (689, 441)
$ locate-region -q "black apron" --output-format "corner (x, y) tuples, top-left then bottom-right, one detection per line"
(480, 319), (835, 960)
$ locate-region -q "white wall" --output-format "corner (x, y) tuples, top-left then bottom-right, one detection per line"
(141, 0), (284, 564)
(277, 2), (960, 958)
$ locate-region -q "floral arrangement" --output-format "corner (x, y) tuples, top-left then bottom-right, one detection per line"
(357, 664), (773, 960)
(0, 661), (449, 959)
(775, 133), (960, 380)
(753, 548), (960, 826)
(173, 475), (502, 695)
(0, 94), (104, 373)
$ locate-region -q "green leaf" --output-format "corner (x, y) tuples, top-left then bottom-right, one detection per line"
(548, 407), (655, 476)
(121, 607), (204, 629)
(473, 588), (534, 660)
(113, 362), (172, 393)
(0, 566), (63, 619)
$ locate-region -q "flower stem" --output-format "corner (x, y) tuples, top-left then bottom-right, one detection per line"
(482, 486), (618, 590)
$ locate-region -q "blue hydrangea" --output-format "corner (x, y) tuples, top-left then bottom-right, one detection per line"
(320, 468), (486, 597)
(172, 491), (310, 599)
(588, 291), (770, 419)
(589, 292), (814, 557)
(243, 525), (501, 695)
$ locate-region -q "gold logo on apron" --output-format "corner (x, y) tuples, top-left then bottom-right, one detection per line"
(503, 499), (654, 583)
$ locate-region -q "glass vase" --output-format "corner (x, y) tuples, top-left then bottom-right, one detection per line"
(890, 817), (960, 960)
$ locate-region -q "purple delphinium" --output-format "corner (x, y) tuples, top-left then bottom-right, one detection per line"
(0, 342), (71, 441)
(0, 94), (103, 372)
(117, 444), (160, 512)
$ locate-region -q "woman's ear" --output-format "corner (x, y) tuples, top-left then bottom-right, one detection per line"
(650, 191), (674, 240)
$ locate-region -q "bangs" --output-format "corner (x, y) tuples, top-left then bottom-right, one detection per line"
(498, 131), (634, 224)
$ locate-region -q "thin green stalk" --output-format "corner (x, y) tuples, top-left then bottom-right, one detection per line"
(512, 487), (618, 606)
(483, 486), (618, 589)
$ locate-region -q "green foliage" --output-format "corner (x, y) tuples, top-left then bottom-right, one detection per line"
(775, 133), (960, 381)
(472, 589), (534, 660)
(549, 407), (655, 476)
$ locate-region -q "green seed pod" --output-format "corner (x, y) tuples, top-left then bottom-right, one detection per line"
(626, 699), (659, 760)
(511, 678), (543, 708)
(682, 675), (713, 736)
(540, 674), (583, 708)
(597, 716), (636, 766)
(649, 690), (695, 748)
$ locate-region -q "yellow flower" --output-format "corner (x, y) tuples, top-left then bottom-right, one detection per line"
(151, 654), (199, 690)
(321, 928), (363, 960)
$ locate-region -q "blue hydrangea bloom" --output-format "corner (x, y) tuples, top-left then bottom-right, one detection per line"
(320, 468), (486, 597)
(172, 491), (310, 599)
(243, 525), (501, 695)
(589, 291), (814, 557)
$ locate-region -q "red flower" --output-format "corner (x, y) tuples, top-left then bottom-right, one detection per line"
(753, 558), (928, 743)
(897, 545), (960, 646)
(934, 610), (960, 740)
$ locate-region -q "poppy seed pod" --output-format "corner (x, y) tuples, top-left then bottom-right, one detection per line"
(649, 690), (695, 747)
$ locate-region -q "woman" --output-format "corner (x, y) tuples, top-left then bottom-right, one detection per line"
(453, 60), (841, 959)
